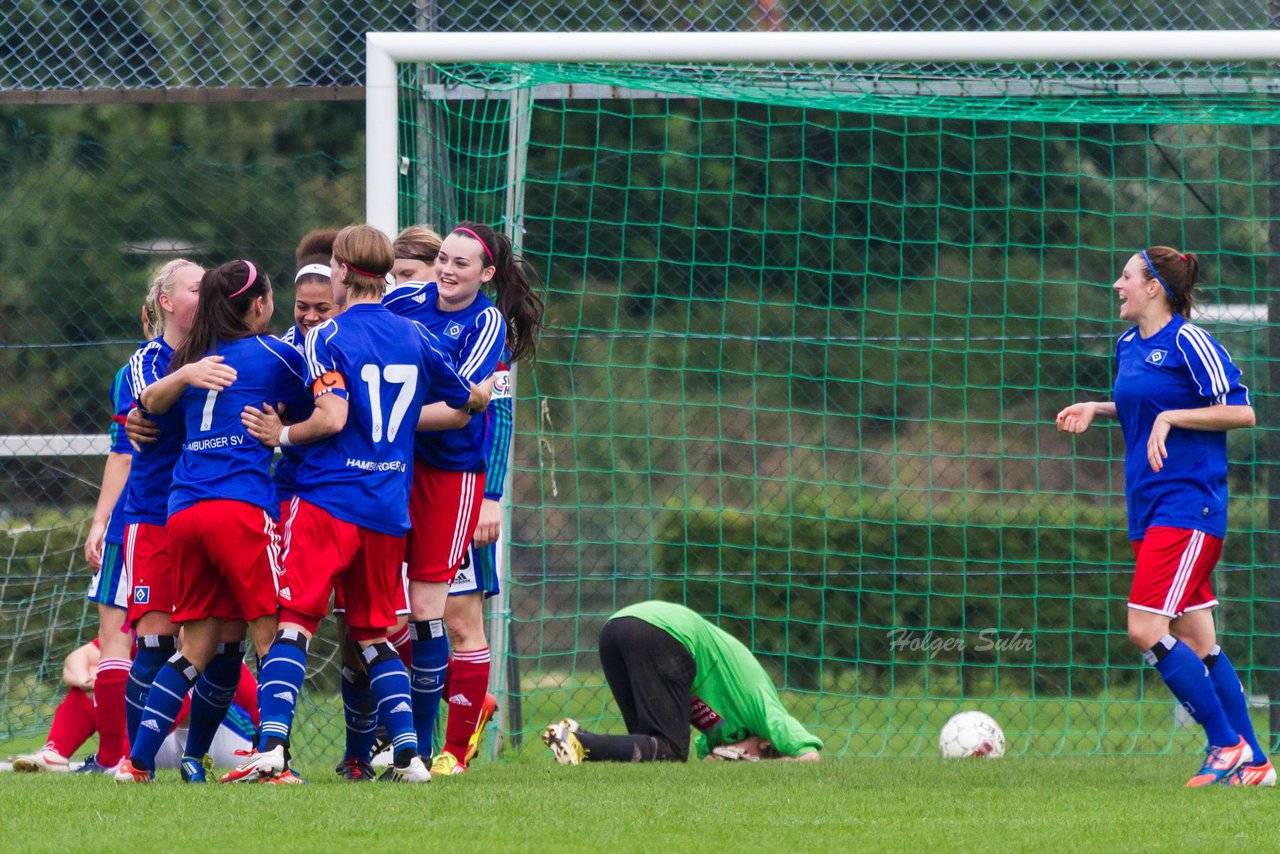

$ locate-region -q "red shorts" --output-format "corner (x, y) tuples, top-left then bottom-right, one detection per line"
(167, 501), (281, 624)
(405, 464), (485, 584)
(277, 497), (406, 634)
(125, 522), (172, 625)
(1129, 526), (1222, 618)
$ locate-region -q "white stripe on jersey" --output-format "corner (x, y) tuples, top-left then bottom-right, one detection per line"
(304, 319), (340, 382)
(458, 307), (504, 380)
(1176, 325), (1229, 402)
(254, 336), (307, 383)
(383, 282), (430, 311)
(1119, 329), (1138, 344)
(1162, 529), (1204, 615)
(128, 340), (166, 400)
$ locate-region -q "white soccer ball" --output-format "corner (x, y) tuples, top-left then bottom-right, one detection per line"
(939, 710), (1005, 759)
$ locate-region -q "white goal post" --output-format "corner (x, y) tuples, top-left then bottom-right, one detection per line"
(365, 29), (1280, 235)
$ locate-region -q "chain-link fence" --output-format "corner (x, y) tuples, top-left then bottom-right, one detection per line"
(2, 2), (1275, 93)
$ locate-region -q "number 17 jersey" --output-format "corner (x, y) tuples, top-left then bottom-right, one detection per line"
(294, 303), (475, 536)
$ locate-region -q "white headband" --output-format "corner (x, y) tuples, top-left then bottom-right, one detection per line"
(294, 263), (331, 283)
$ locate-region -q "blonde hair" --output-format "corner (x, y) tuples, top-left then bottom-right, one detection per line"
(143, 259), (201, 338)
(393, 225), (443, 264)
(332, 225), (394, 301)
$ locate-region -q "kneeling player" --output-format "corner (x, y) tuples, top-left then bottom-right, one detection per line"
(542, 600), (821, 764)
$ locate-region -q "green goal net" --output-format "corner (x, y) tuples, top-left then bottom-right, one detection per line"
(396, 51), (1280, 757)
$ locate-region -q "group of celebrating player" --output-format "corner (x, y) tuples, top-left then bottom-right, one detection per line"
(23, 221), (541, 784)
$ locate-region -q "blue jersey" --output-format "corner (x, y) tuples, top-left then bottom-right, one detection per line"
(383, 282), (506, 472)
(293, 303), (475, 536)
(168, 336), (310, 519)
(1113, 315), (1250, 539)
(105, 364), (136, 545)
(122, 338), (186, 526)
(273, 325), (316, 503)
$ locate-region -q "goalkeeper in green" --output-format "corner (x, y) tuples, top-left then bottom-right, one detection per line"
(541, 600), (822, 763)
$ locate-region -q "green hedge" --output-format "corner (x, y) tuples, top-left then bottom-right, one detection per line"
(654, 494), (1270, 695)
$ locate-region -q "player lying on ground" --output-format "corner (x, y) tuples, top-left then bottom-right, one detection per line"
(542, 600), (821, 764)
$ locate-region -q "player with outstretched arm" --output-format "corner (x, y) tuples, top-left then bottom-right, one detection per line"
(1056, 245), (1268, 786)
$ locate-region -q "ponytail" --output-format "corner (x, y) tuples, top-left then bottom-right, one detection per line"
(1142, 245), (1199, 319)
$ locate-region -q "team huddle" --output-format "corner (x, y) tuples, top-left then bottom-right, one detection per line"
(27, 222), (543, 783)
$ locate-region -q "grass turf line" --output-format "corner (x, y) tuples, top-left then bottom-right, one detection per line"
(0, 756), (1274, 852)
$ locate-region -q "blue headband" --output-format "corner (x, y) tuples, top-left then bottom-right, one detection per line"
(1140, 250), (1175, 301)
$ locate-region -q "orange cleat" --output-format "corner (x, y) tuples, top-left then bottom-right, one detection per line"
(1226, 758), (1277, 787)
(463, 693), (500, 765)
(1186, 737), (1252, 787)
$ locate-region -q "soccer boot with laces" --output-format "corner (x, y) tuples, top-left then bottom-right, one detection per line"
(334, 757), (377, 782)
(262, 768), (306, 785)
(542, 719), (586, 765)
(74, 753), (111, 775)
(13, 744), (71, 773)
(1226, 758), (1277, 787)
(1186, 736), (1252, 787)
(218, 745), (286, 783)
(112, 758), (154, 783)
(381, 755), (431, 783)
(462, 693), (500, 765)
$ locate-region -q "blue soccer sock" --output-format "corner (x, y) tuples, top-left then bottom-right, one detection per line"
(125, 634), (176, 746)
(256, 629), (308, 752)
(130, 654), (199, 771)
(1204, 645), (1266, 763)
(409, 619), (449, 756)
(1146, 634), (1238, 748)
(182, 641), (245, 761)
(364, 642), (418, 766)
(341, 666), (377, 762)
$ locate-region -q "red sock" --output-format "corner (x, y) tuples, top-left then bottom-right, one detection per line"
(443, 647), (490, 763)
(92, 657), (131, 766)
(47, 688), (97, 759)
(389, 623), (412, 669)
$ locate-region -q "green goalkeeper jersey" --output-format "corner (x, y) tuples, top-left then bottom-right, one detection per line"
(610, 600), (823, 759)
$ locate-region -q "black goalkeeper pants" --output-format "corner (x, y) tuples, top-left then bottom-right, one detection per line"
(576, 616), (696, 762)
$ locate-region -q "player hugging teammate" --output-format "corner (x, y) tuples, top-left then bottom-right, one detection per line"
(104, 224), (494, 784)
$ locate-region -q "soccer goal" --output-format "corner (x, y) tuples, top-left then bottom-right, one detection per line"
(395, 32), (1280, 758)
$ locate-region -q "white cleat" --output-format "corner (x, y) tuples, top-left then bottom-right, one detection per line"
(383, 755), (431, 783)
(218, 745), (287, 783)
(13, 745), (71, 773)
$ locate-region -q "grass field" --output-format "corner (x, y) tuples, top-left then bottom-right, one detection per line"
(0, 754), (1274, 852)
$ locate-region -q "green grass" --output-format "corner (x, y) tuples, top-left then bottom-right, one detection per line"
(0, 755), (1274, 852)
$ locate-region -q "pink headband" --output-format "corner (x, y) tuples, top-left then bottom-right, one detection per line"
(230, 260), (258, 298)
(454, 227), (495, 264)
